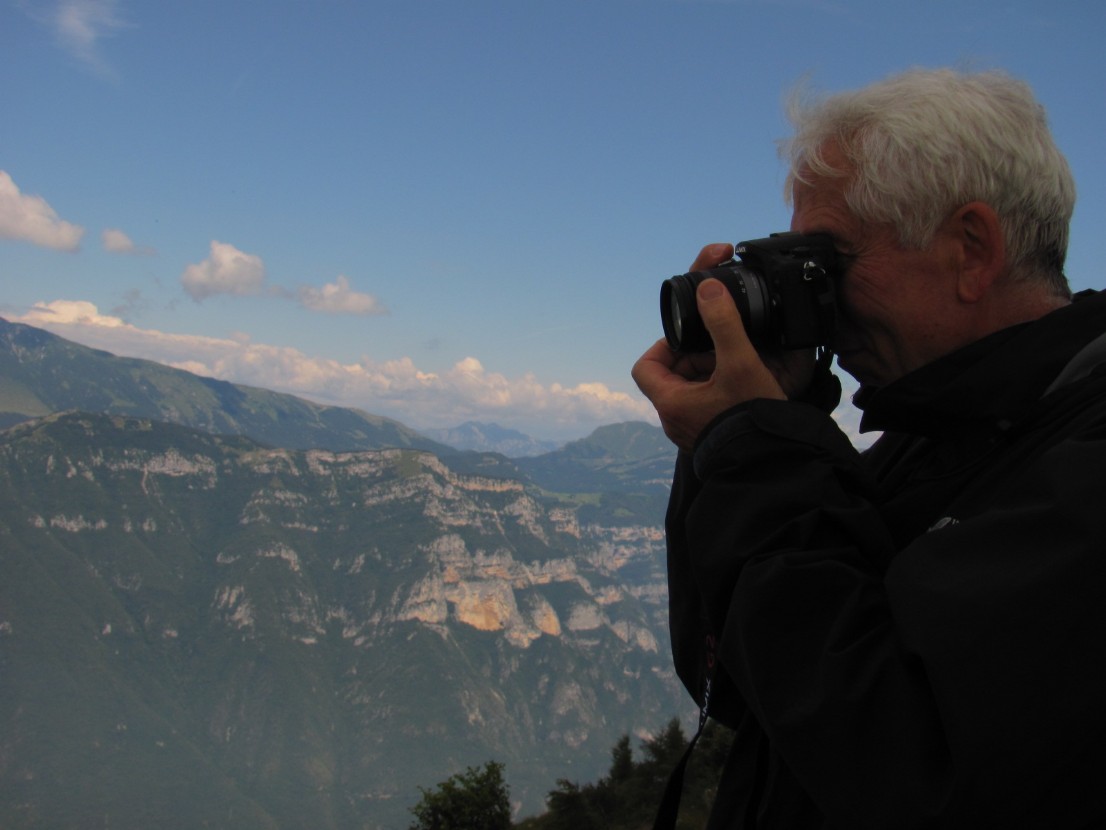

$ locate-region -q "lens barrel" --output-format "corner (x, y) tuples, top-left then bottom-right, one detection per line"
(660, 262), (771, 352)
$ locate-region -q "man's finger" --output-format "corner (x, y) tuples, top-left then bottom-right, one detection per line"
(689, 243), (735, 272)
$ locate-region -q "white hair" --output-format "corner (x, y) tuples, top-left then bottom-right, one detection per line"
(782, 69), (1076, 297)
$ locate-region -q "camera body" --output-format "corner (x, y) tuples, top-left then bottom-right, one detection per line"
(660, 232), (839, 352)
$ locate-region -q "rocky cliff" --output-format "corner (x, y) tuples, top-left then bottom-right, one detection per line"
(0, 412), (681, 828)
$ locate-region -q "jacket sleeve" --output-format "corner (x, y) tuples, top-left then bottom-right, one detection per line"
(665, 446), (749, 726)
(672, 397), (1106, 827)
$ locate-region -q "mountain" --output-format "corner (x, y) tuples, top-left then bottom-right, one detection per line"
(0, 411), (684, 829)
(517, 421), (674, 496)
(423, 421), (561, 457)
(0, 317), (677, 500)
(0, 316), (450, 454)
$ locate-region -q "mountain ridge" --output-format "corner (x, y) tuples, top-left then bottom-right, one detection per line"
(0, 315), (675, 501)
(422, 421), (562, 457)
(0, 317), (682, 827)
(0, 316), (451, 453)
(0, 410), (680, 828)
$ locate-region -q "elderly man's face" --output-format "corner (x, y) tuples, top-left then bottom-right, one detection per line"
(790, 152), (962, 390)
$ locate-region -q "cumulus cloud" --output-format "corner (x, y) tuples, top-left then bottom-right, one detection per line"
(0, 171), (85, 251)
(181, 241), (266, 301)
(179, 245), (384, 316)
(296, 275), (387, 315)
(18, 299), (125, 328)
(12, 300), (660, 440)
(102, 227), (154, 255)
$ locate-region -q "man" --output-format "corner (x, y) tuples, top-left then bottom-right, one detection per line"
(633, 69), (1106, 827)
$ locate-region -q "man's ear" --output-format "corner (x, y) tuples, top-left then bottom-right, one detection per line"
(952, 201), (1006, 303)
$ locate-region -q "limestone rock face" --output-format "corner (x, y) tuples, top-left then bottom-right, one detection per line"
(396, 527), (663, 653)
(0, 411), (680, 830)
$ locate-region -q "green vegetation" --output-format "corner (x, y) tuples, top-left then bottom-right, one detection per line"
(409, 761), (512, 830)
(410, 719), (734, 829)
(517, 718), (733, 830)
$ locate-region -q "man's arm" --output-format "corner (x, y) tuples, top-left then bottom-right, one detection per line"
(686, 397), (1106, 826)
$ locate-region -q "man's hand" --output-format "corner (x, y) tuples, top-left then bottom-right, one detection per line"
(632, 244), (814, 451)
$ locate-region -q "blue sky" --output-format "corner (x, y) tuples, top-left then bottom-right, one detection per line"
(2, 0), (1104, 443)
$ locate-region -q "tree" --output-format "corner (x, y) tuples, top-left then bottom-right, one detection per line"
(519, 717), (735, 829)
(544, 779), (601, 830)
(408, 760), (511, 830)
(608, 735), (634, 783)
(639, 717), (689, 790)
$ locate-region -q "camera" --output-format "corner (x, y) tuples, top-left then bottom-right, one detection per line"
(660, 232), (839, 352)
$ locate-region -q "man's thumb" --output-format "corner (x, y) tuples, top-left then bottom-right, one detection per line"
(696, 278), (746, 347)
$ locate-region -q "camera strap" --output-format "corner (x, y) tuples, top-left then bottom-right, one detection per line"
(652, 634), (717, 830)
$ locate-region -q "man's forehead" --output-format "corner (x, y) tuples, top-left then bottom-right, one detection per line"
(794, 140), (851, 176)
(791, 147), (852, 207)
(792, 171), (850, 218)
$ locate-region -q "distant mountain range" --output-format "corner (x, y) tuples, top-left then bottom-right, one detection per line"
(0, 316), (450, 453)
(0, 315), (656, 461)
(0, 317), (682, 828)
(422, 421), (561, 457)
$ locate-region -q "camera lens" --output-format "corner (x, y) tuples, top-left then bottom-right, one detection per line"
(663, 279), (693, 349)
(660, 263), (771, 352)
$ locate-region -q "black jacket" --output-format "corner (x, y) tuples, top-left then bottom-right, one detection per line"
(666, 290), (1106, 828)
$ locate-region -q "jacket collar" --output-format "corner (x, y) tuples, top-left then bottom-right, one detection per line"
(855, 290), (1106, 438)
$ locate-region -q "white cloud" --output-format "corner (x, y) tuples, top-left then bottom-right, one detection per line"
(101, 228), (133, 252)
(297, 276), (387, 315)
(18, 299), (125, 328)
(0, 170), (85, 251)
(51, 0), (129, 78)
(181, 241), (266, 301)
(102, 227), (153, 255)
(12, 300), (659, 441)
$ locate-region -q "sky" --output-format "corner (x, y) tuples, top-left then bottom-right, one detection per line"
(2, 0), (1105, 444)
